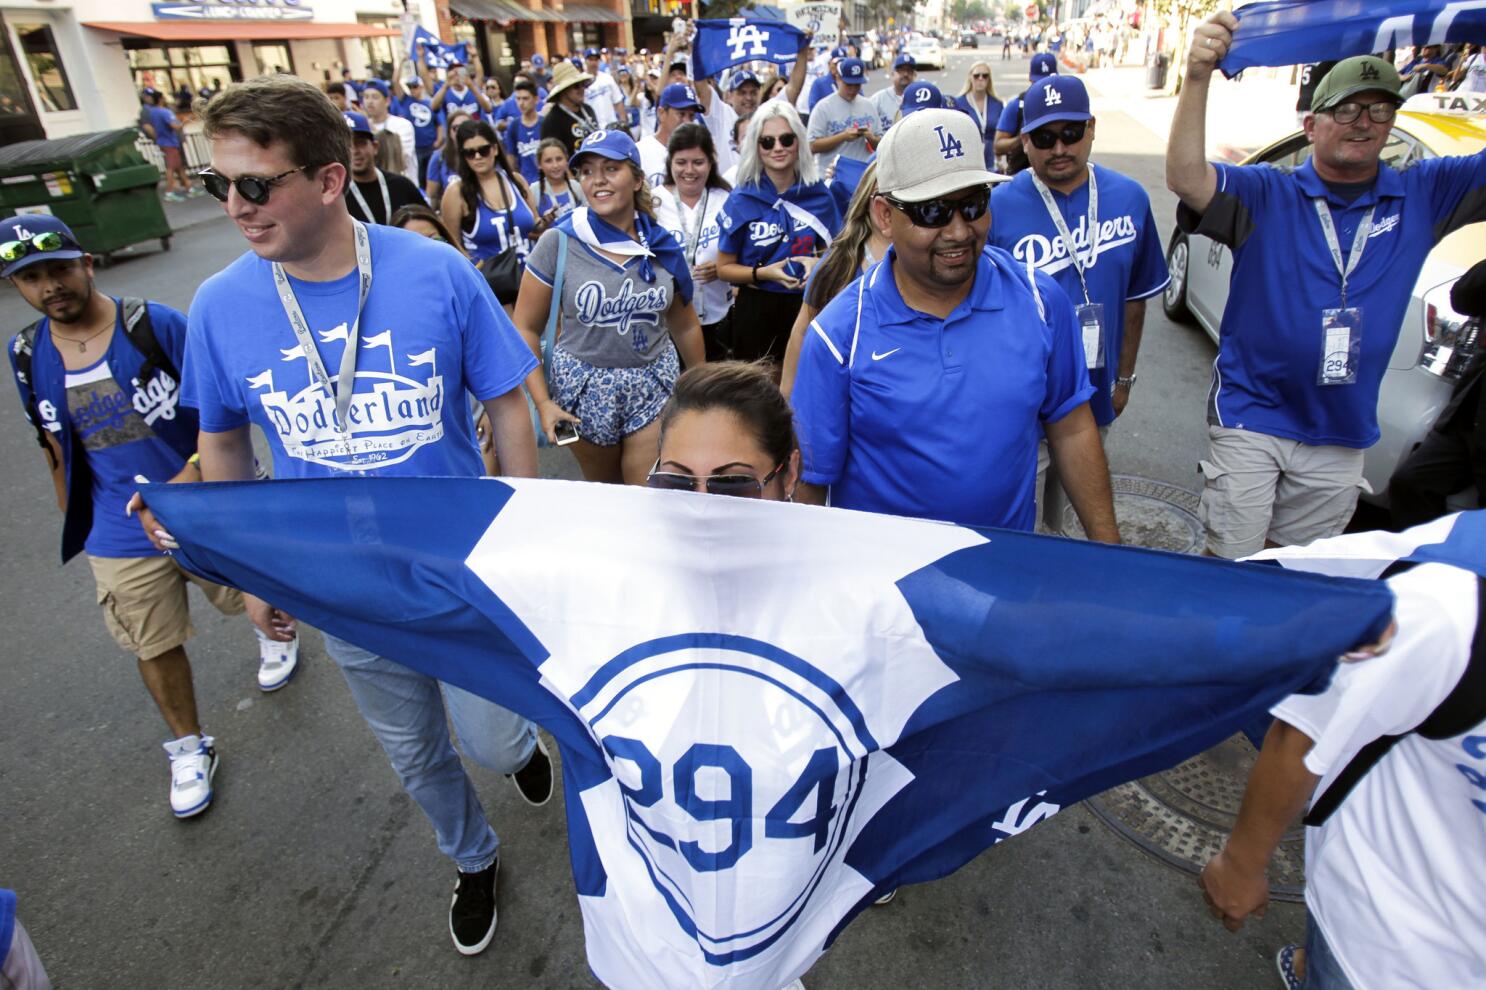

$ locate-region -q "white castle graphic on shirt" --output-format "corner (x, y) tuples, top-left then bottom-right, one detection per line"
(244, 323), (445, 471)
(1011, 213), (1140, 276)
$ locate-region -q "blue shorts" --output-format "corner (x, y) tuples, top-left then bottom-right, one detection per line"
(549, 344), (679, 447)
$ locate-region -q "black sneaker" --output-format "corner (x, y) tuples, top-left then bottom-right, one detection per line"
(449, 858), (498, 956)
(508, 734), (553, 807)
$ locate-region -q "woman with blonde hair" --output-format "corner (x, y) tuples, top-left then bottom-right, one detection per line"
(953, 60), (1003, 168)
(715, 99), (840, 367)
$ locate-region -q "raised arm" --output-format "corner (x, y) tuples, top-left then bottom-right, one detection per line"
(785, 32), (815, 106)
(1165, 11), (1238, 214)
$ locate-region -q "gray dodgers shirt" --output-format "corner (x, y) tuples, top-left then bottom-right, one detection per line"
(807, 92), (879, 174)
(528, 228), (679, 369)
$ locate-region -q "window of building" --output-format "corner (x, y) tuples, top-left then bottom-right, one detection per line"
(125, 42), (240, 109)
(568, 24), (600, 51)
(359, 16), (398, 77)
(15, 23), (76, 113)
(0, 20), (40, 141)
(253, 43), (294, 77)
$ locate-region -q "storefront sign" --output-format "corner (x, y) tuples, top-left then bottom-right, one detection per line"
(153, 2), (315, 21)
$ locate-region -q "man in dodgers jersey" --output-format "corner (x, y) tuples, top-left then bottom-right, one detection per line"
(792, 108), (1120, 540)
(1170, 19), (1486, 559)
(990, 75), (1168, 532)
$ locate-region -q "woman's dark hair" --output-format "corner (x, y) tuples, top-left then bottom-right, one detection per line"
(390, 204), (465, 255)
(658, 360), (797, 466)
(664, 122), (731, 193)
(453, 119), (514, 232)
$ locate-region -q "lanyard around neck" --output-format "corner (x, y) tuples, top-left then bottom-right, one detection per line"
(1312, 198), (1376, 309)
(349, 169), (390, 225)
(683, 188), (709, 265)
(1031, 168), (1098, 305)
(271, 220), (372, 434)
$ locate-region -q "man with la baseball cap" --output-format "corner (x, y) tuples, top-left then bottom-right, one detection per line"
(870, 52), (918, 132)
(1170, 16), (1486, 563)
(639, 82), (703, 186)
(582, 46), (626, 129)
(4, 214), (299, 821)
(807, 56), (880, 174)
(805, 45), (852, 112)
(991, 73), (1168, 534)
(340, 111), (426, 225)
(792, 109), (1120, 539)
(995, 51), (1059, 172)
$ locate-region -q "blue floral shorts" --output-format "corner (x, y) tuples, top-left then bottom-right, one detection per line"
(549, 344), (680, 447)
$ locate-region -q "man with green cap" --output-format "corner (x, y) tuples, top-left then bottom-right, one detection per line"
(1167, 12), (1486, 564)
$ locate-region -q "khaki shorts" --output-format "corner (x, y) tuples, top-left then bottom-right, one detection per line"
(1036, 425), (1111, 534)
(1199, 425), (1368, 559)
(88, 553), (244, 660)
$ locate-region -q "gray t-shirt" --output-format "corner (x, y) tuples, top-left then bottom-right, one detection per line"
(807, 92), (879, 174)
(869, 86), (904, 133)
(528, 227), (678, 369)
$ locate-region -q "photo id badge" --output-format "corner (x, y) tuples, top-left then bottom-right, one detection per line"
(1319, 307), (1362, 386)
(1077, 302), (1105, 370)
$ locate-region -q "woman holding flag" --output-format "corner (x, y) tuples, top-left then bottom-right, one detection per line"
(512, 129), (706, 485)
(715, 99), (841, 367)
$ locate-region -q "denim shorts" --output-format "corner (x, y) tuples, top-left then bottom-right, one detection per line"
(549, 343), (679, 447)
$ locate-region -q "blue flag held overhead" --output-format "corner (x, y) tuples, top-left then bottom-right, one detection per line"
(410, 24), (470, 70)
(145, 477), (1395, 989)
(1220, 0), (1486, 75)
(692, 18), (808, 81)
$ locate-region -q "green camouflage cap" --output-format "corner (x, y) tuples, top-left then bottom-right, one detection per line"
(1310, 55), (1403, 113)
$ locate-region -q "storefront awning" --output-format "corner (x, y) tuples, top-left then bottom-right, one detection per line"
(562, 4), (626, 22)
(82, 21), (401, 42)
(449, 0), (563, 23)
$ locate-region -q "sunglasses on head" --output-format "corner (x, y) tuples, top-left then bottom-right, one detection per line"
(1028, 121), (1088, 150)
(646, 461), (785, 498)
(758, 133), (796, 151)
(462, 143), (495, 159)
(882, 186), (990, 228)
(0, 231), (66, 263)
(199, 165), (311, 206)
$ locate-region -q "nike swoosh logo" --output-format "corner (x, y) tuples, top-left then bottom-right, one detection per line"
(871, 348), (901, 361)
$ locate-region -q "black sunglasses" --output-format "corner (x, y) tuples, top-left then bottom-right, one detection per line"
(972, 72), (990, 79)
(758, 133), (797, 151)
(882, 186), (990, 228)
(1324, 101), (1398, 126)
(199, 165), (311, 206)
(462, 143), (495, 159)
(1028, 121), (1088, 150)
(646, 461), (786, 498)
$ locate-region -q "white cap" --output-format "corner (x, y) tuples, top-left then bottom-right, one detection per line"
(876, 108), (1008, 202)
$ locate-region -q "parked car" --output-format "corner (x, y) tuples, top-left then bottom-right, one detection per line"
(1161, 92), (1486, 507)
(959, 31), (979, 48)
(907, 36), (947, 70)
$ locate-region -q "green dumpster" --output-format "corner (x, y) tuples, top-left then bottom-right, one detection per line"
(0, 128), (171, 264)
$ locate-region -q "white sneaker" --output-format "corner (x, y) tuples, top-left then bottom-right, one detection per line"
(163, 734), (218, 818)
(256, 632), (299, 692)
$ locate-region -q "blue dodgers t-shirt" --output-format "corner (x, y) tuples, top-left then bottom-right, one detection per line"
(149, 106), (181, 148)
(394, 96), (441, 149)
(716, 177), (841, 294)
(509, 117), (544, 183)
(442, 85), (483, 119)
(1185, 153), (1486, 447)
(182, 224), (537, 478)
(792, 245), (1094, 531)
(990, 164), (1169, 425)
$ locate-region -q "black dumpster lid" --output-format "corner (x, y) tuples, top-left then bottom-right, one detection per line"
(0, 129), (140, 169)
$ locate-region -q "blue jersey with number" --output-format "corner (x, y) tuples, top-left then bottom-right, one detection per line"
(395, 96), (441, 149)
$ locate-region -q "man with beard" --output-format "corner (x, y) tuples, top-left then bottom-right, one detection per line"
(341, 112), (426, 225)
(790, 109), (1119, 540)
(870, 52), (917, 133)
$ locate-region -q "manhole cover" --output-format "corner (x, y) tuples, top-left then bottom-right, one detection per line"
(1085, 735), (1306, 901)
(1059, 475), (1204, 554)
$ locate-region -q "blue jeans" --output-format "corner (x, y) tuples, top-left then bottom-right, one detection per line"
(1302, 909), (1356, 990)
(324, 633), (537, 872)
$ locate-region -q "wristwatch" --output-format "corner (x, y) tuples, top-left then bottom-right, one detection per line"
(1114, 375), (1137, 389)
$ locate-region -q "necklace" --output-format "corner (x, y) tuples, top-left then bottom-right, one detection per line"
(51, 322), (112, 353)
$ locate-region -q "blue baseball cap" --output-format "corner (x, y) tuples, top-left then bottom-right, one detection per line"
(531, 53), (546, 68)
(839, 58), (866, 85)
(362, 79), (390, 98)
(893, 53), (916, 70)
(659, 82), (704, 111)
(1029, 53), (1058, 80)
(898, 81), (945, 116)
(584, 47), (600, 59)
(0, 215), (85, 277)
(728, 69), (760, 91)
(569, 128), (641, 171)
(342, 111), (374, 136)
(1021, 75), (1091, 133)
(831, 46), (848, 60)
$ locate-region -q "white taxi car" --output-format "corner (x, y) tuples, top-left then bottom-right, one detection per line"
(907, 35), (947, 71)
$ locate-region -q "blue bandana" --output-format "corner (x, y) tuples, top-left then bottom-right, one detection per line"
(559, 207), (695, 305)
(732, 174), (840, 247)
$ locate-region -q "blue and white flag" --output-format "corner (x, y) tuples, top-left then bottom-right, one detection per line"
(410, 24), (470, 70)
(693, 18), (808, 82)
(145, 477), (1394, 989)
(1221, 0), (1486, 75)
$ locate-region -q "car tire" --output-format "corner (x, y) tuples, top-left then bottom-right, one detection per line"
(1163, 231), (1195, 324)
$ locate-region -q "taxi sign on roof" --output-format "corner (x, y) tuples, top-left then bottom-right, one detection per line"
(1403, 92), (1486, 117)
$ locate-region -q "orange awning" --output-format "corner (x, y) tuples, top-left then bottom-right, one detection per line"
(83, 21), (400, 42)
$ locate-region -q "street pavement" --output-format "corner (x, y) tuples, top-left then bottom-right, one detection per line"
(0, 47), (1310, 989)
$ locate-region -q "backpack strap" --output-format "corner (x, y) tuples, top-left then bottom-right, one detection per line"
(119, 297), (178, 387)
(1304, 575), (1486, 826)
(12, 320), (58, 467)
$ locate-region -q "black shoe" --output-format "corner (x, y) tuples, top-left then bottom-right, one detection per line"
(449, 858), (498, 956)
(508, 735), (553, 807)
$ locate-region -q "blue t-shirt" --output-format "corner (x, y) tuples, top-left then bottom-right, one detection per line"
(442, 85), (483, 119)
(716, 177), (841, 294)
(394, 96), (441, 149)
(182, 225), (537, 478)
(989, 164), (1169, 425)
(538, 185), (579, 219)
(807, 74), (835, 111)
(149, 106), (181, 149)
(509, 117), (544, 183)
(792, 246), (1094, 531)
(426, 146), (451, 189)
(995, 95), (1022, 135)
(1184, 153), (1486, 447)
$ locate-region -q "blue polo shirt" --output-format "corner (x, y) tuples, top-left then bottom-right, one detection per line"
(990, 163), (1169, 425)
(1182, 152), (1486, 448)
(792, 245), (1093, 530)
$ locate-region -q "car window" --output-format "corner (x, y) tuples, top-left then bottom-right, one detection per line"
(1257, 135), (1314, 169)
(1380, 130), (1430, 169)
